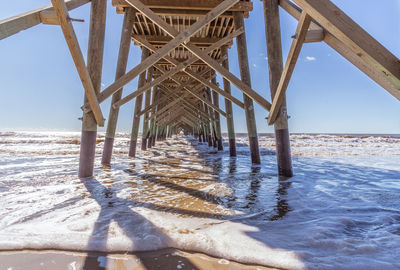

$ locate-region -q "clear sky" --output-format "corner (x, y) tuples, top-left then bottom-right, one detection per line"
(1, 0), (399, 134)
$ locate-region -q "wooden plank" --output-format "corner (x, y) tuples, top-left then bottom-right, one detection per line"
(126, 1), (267, 110)
(303, 29), (324, 43)
(293, 0), (400, 92)
(82, 0), (239, 112)
(185, 69), (245, 109)
(102, 8), (135, 165)
(280, 0), (400, 101)
(233, 11), (259, 163)
(110, 27), (244, 110)
(324, 32), (400, 101)
(40, 0), (90, 25)
(78, 0), (107, 177)
(278, 0), (324, 42)
(105, 8), (135, 137)
(185, 86), (227, 118)
(279, 0), (321, 30)
(51, 0), (104, 126)
(129, 0), (271, 111)
(128, 49), (149, 157)
(220, 45), (236, 156)
(211, 77), (223, 150)
(184, 42), (272, 111)
(136, 69), (213, 117)
(0, 0), (90, 39)
(112, 0), (252, 12)
(268, 11), (311, 125)
(131, 34), (222, 45)
(125, 0), (239, 39)
(155, 85), (212, 121)
(264, 0), (293, 177)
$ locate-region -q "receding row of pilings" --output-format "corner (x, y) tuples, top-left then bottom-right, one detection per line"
(78, 0), (293, 179)
(2, 0), (397, 181)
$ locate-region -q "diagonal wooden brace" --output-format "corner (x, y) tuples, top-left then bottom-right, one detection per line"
(51, 0), (104, 126)
(267, 11), (311, 125)
(80, 0), (239, 113)
(129, 0), (272, 111)
(109, 27), (244, 110)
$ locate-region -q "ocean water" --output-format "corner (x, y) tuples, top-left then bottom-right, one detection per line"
(0, 131), (399, 269)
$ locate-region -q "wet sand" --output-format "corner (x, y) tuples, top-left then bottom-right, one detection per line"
(0, 136), (284, 269)
(0, 249), (277, 269)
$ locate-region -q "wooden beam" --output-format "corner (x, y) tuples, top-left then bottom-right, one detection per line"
(129, 49), (150, 157)
(153, 87), (212, 122)
(78, 0), (106, 178)
(185, 42), (273, 111)
(109, 27), (244, 110)
(279, 1), (325, 42)
(324, 33), (400, 101)
(112, 0), (252, 12)
(280, 0), (400, 101)
(279, 0), (321, 30)
(0, 0), (90, 39)
(211, 77), (223, 150)
(136, 68), (214, 117)
(233, 11), (259, 163)
(293, 0), (400, 94)
(303, 29), (324, 43)
(185, 87), (227, 118)
(123, 0), (272, 112)
(157, 75), (226, 119)
(82, 0), (239, 112)
(184, 69), (245, 109)
(131, 0), (271, 111)
(220, 45), (236, 156)
(102, 8), (136, 166)
(268, 11), (311, 125)
(131, 34), (224, 45)
(131, 26), (246, 110)
(51, 0), (104, 126)
(264, 0), (293, 177)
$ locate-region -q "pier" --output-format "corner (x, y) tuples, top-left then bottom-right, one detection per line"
(1, 0), (399, 179)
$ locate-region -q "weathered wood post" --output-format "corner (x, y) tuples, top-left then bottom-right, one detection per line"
(205, 87), (217, 148)
(102, 8), (135, 166)
(197, 102), (205, 143)
(141, 68), (153, 150)
(220, 45), (236, 156)
(151, 88), (161, 147)
(233, 11), (261, 164)
(147, 87), (157, 148)
(211, 77), (223, 151)
(128, 48), (149, 157)
(263, 0), (293, 177)
(78, 0), (106, 178)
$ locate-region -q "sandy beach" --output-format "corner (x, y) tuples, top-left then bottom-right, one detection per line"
(0, 249), (276, 270)
(1, 132), (400, 269)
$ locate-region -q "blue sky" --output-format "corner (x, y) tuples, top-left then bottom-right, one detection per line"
(1, 0), (399, 133)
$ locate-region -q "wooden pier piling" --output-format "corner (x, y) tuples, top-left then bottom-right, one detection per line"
(263, 0), (293, 177)
(233, 11), (260, 164)
(211, 77), (223, 151)
(78, 0), (106, 178)
(141, 68), (153, 151)
(102, 8), (135, 166)
(220, 45), (237, 156)
(128, 48), (150, 157)
(3, 0), (398, 178)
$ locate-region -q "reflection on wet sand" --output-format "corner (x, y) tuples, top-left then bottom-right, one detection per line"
(72, 136), (291, 269)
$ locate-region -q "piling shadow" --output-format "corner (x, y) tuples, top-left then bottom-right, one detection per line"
(79, 137), (294, 269)
(78, 136), (400, 269)
(80, 176), (203, 269)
